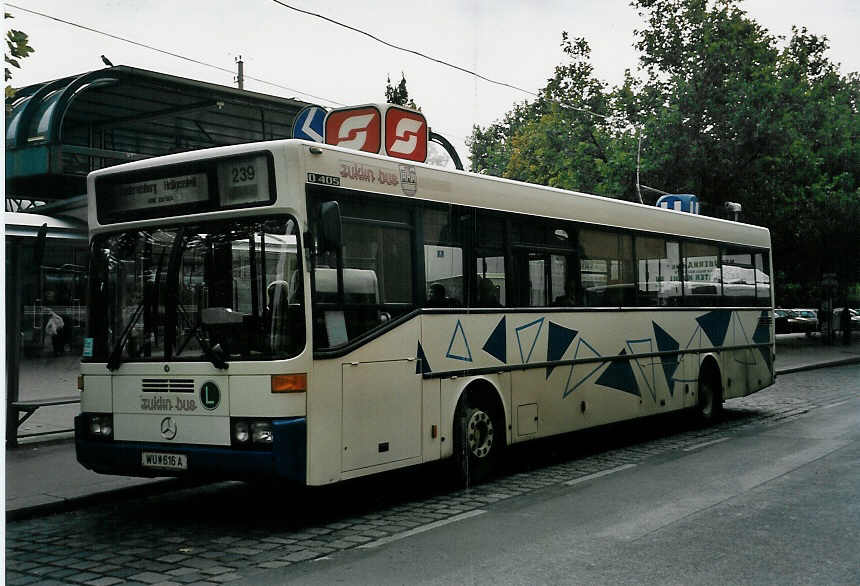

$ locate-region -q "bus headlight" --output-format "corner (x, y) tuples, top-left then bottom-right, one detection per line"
(251, 422), (273, 444)
(233, 421), (250, 444)
(87, 414), (113, 439)
(231, 419), (274, 447)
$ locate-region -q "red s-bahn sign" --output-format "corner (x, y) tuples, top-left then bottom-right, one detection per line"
(384, 106), (427, 162)
(325, 106), (382, 154)
(324, 104), (428, 163)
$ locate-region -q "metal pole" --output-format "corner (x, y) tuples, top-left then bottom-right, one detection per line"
(635, 133), (644, 204)
(6, 240), (22, 446)
(236, 56), (244, 90)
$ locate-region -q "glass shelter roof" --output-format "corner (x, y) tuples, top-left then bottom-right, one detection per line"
(6, 66), (312, 200)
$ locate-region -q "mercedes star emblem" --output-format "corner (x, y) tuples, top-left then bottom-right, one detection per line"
(160, 416), (177, 440)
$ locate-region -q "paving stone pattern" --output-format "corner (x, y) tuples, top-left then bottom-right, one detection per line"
(6, 365), (858, 585)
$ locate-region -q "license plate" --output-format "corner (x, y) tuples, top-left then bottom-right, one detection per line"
(141, 451), (188, 471)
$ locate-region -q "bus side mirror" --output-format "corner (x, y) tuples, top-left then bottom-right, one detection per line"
(319, 201), (342, 253)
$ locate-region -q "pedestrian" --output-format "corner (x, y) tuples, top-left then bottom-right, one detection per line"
(45, 309), (65, 356)
(841, 303), (852, 345)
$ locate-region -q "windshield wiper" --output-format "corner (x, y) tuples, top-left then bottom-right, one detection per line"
(106, 247), (168, 371)
(175, 304), (229, 369)
(106, 302), (145, 371)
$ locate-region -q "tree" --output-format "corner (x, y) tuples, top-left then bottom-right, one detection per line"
(5, 12), (35, 103)
(630, 0), (859, 302)
(469, 33), (636, 199)
(469, 0), (859, 305)
(384, 73), (419, 110)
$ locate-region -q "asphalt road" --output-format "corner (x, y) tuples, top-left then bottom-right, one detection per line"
(272, 387), (859, 585)
(5, 364), (859, 585)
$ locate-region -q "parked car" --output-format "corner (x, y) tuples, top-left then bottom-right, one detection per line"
(794, 309), (819, 336)
(774, 309), (790, 334)
(833, 308), (860, 332)
(774, 309), (816, 335)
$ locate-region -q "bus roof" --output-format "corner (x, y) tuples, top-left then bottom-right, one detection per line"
(87, 138), (771, 249)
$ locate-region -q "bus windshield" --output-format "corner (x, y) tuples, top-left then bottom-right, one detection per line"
(88, 216), (305, 365)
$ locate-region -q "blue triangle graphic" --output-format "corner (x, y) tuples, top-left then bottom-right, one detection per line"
(416, 342), (432, 374)
(482, 316), (507, 363)
(546, 322), (578, 379)
(653, 321), (680, 395)
(732, 314), (757, 366)
(627, 338), (655, 400)
(445, 320), (472, 362)
(516, 317), (544, 364)
(753, 311), (772, 368)
(595, 349), (640, 397)
(696, 310), (731, 347)
(752, 310), (771, 344)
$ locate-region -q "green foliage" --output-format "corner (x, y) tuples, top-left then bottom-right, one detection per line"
(5, 12), (35, 102)
(468, 0), (859, 305)
(384, 73), (420, 110)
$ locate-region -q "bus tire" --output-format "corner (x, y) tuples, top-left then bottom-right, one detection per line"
(696, 363), (723, 423)
(454, 396), (503, 486)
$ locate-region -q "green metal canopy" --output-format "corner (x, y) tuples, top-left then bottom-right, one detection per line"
(5, 65), (313, 200)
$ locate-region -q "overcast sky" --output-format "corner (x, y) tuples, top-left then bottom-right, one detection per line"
(6, 0), (859, 165)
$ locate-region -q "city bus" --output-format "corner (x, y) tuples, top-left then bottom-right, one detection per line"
(75, 139), (774, 486)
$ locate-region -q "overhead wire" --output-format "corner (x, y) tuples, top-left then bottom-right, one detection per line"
(5, 3), (344, 107)
(8, 2), (626, 166)
(269, 0), (611, 121)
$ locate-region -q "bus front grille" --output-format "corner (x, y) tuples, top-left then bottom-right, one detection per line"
(141, 378), (195, 393)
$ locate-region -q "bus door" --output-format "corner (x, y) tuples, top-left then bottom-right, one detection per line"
(341, 358), (420, 471)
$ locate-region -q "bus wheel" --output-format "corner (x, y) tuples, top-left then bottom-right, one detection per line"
(696, 368), (723, 423)
(454, 399), (502, 486)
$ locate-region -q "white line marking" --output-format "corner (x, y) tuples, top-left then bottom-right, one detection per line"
(358, 509), (487, 549)
(821, 399), (852, 410)
(683, 437), (730, 452)
(564, 463), (637, 486)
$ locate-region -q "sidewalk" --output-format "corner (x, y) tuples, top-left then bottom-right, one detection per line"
(6, 334), (860, 520)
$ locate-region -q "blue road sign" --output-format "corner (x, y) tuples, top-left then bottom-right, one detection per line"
(292, 106), (326, 142)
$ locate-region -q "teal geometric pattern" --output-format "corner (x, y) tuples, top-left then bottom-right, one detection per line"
(516, 317), (544, 364)
(752, 310), (773, 370)
(416, 341), (432, 374)
(626, 338), (655, 400)
(696, 309), (732, 347)
(482, 316), (507, 363)
(730, 312), (757, 366)
(595, 348), (640, 397)
(653, 321), (680, 395)
(445, 319), (472, 362)
(562, 338), (602, 398)
(546, 321), (578, 379)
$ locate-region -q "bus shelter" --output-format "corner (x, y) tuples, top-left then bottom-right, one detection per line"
(6, 66), (312, 444)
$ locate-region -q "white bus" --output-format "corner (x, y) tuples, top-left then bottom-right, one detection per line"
(76, 139), (774, 485)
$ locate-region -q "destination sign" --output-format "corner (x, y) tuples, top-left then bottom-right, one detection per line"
(106, 173), (209, 214)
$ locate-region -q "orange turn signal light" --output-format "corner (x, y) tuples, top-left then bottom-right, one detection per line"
(271, 373), (307, 393)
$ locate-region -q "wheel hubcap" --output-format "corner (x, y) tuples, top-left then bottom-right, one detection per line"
(467, 410), (494, 459)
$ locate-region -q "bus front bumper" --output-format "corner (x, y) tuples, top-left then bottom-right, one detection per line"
(74, 415), (306, 483)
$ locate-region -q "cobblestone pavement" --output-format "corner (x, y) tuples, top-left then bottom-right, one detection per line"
(6, 365), (859, 586)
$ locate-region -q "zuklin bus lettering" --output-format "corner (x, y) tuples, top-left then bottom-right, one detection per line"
(141, 396), (198, 412)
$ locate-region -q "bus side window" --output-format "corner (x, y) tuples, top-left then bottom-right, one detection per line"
(754, 252), (770, 306)
(579, 228), (634, 307)
(422, 206), (464, 308)
(472, 213), (506, 307)
(682, 241), (721, 307)
(636, 237), (682, 306)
